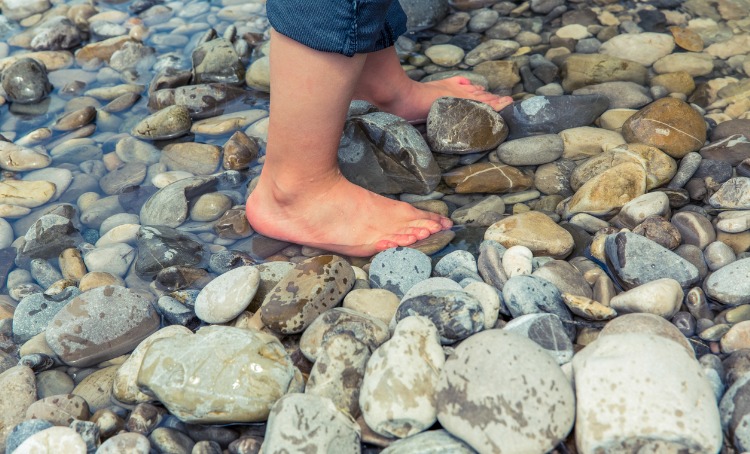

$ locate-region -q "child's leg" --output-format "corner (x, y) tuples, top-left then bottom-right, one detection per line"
(245, 31), (451, 257)
(353, 46), (514, 122)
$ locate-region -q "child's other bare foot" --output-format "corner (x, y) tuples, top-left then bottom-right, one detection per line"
(246, 172), (453, 258)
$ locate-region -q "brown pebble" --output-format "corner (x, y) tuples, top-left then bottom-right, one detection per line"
(222, 130), (259, 170)
(668, 26), (704, 52)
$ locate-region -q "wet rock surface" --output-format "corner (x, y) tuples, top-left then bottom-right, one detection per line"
(0, 0), (749, 451)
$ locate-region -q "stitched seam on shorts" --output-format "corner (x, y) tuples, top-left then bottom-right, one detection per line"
(347, 0), (358, 56)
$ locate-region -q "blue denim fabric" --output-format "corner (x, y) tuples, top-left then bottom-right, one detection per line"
(267, 0), (407, 57)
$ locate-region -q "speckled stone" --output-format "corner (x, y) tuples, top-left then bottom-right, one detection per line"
(264, 394), (360, 452)
(25, 394), (90, 425)
(394, 290), (485, 345)
(437, 329), (574, 453)
(502, 275), (574, 339)
(95, 432), (151, 454)
(504, 313), (574, 364)
(368, 247), (431, 298)
(131, 105), (192, 140)
(4, 420), (55, 454)
(574, 333), (721, 453)
(705, 258), (750, 306)
(12, 288), (80, 343)
(261, 255), (355, 334)
(299, 307), (390, 362)
(45, 285), (160, 367)
(360, 316), (445, 438)
(709, 177), (750, 209)
(0, 366), (37, 450)
(138, 326), (303, 423)
(426, 97), (508, 154)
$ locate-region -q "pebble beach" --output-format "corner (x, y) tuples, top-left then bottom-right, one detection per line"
(1, 0), (750, 452)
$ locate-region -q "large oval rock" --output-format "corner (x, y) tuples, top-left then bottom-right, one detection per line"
(573, 333), (721, 453)
(500, 94), (610, 139)
(261, 255), (355, 334)
(436, 330), (574, 453)
(561, 54), (648, 92)
(45, 286), (160, 367)
(622, 98), (707, 158)
(598, 32), (675, 66)
(484, 210), (574, 259)
(705, 258), (750, 306)
(0, 366), (37, 451)
(605, 231), (700, 289)
(443, 162), (534, 194)
(562, 162), (647, 219)
(1, 58), (52, 104)
(426, 97), (508, 154)
(195, 266), (260, 324)
(137, 326), (303, 423)
(338, 112), (440, 195)
(360, 316), (445, 438)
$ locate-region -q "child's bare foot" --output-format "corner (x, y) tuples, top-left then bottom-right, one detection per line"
(246, 171), (453, 258)
(357, 76), (514, 123)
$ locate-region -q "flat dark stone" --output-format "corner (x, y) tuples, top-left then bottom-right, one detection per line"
(500, 94), (610, 139)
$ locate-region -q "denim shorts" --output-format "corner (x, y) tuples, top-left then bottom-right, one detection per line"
(266, 0), (408, 57)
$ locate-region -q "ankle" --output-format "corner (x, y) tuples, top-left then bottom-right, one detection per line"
(252, 167), (342, 207)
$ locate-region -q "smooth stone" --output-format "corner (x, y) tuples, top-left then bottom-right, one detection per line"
(395, 290), (484, 344)
(213, 206), (253, 239)
(504, 313), (574, 364)
(532, 259), (593, 299)
(653, 52), (714, 77)
(83, 243), (135, 277)
(190, 110), (267, 136)
(0, 180), (56, 208)
(0, 366), (37, 450)
(115, 136), (161, 164)
(13, 427), (86, 453)
(195, 266), (260, 324)
(261, 255), (355, 334)
(484, 211), (573, 259)
(360, 316), (444, 438)
(574, 333), (721, 453)
(598, 32), (675, 66)
(343, 288), (400, 325)
(605, 231), (700, 290)
(609, 143), (678, 190)
(472, 60), (520, 90)
(299, 307), (390, 362)
(436, 330), (574, 453)
(408, 229), (455, 255)
(426, 97), (508, 154)
(704, 241), (736, 271)
(614, 191), (671, 229)
(113, 326), (193, 405)
(134, 225), (206, 279)
(721, 320), (750, 353)
(622, 98), (707, 158)
(450, 195), (505, 226)
(609, 278), (685, 318)
(338, 112), (440, 195)
(699, 135), (750, 166)
(560, 126), (626, 160)
(601, 313), (694, 356)
(95, 223), (140, 247)
(306, 333), (370, 417)
(401, 277), (462, 302)
(502, 245), (533, 277)
(434, 250), (477, 276)
(245, 55), (270, 91)
(562, 162), (647, 219)
(131, 105), (192, 140)
(463, 281), (501, 329)
(368, 247), (431, 298)
(502, 275), (574, 338)
(709, 177), (750, 209)
(495, 134), (563, 166)
(500, 94), (610, 140)
(96, 431), (152, 454)
(1, 58), (52, 104)
(671, 211), (715, 249)
(1, 0), (50, 20)
(264, 394), (360, 452)
(561, 54), (647, 92)
(148, 428), (195, 454)
(222, 131), (259, 170)
(463, 39), (519, 66)
(26, 394), (90, 425)
(534, 159), (576, 197)
(443, 162), (533, 193)
(12, 289), (80, 343)
(669, 26), (704, 52)
(425, 44), (465, 66)
(0, 142), (51, 172)
(4, 420), (55, 454)
(45, 285), (160, 367)
(561, 293), (617, 320)
(161, 142), (221, 175)
(72, 365), (118, 412)
(36, 370), (74, 398)
(632, 216), (682, 250)
(21, 168), (72, 202)
(650, 71), (696, 96)
(138, 326), (302, 423)
(573, 81), (652, 110)
(191, 38), (244, 85)
(712, 119), (750, 142)
(705, 258), (750, 306)
(140, 174), (221, 227)
(380, 430), (475, 454)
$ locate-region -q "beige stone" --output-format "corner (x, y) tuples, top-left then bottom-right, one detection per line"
(484, 210), (574, 259)
(560, 126), (626, 160)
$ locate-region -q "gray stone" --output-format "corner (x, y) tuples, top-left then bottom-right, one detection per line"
(395, 289), (485, 344)
(4, 419), (55, 454)
(504, 313), (574, 364)
(400, 0), (449, 31)
(12, 288), (80, 343)
(131, 105), (192, 141)
(369, 247), (431, 298)
(17, 214), (81, 262)
(1, 58), (52, 104)
(502, 275), (574, 338)
(496, 134), (564, 166)
(191, 38), (244, 85)
(705, 258), (750, 306)
(134, 225), (206, 279)
(30, 16), (82, 51)
(500, 95), (610, 140)
(299, 307), (390, 362)
(572, 81), (652, 109)
(338, 112), (440, 195)
(140, 174), (220, 228)
(380, 429), (475, 454)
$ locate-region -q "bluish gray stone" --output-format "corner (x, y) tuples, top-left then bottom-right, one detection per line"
(500, 94), (610, 140)
(705, 258), (750, 306)
(380, 429), (475, 454)
(369, 247), (431, 298)
(5, 419), (55, 454)
(605, 232), (701, 289)
(720, 373), (750, 451)
(12, 288), (81, 343)
(502, 275), (574, 338)
(504, 313), (573, 364)
(395, 289), (485, 344)
(434, 250), (477, 277)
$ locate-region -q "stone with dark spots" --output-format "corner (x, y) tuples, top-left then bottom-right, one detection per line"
(16, 214), (82, 263)
(1, 58), (53, 104)
(604, 231), (700, 290)
(12, 288), (81, 344)
(25, 394), (90, 426)
(338, 112), (441, 195)
(134, 225), (206, 279)
(260, 255), (355, 334)
(426, 97), (508, 154)
(263, 394), (360, 452)
(45, 286), (160, 367)
(191, 39), (245, 85)
(299, 307), (390, 362)
(504, 313), (574, 364)
(395, 290), (484, 345)
(499, 94), (610, 140)
(695, 159), (733, 184)
(436, 330), (574, 453)
(368, 247), (431, 298)
(502, 275), (575, 339)
(30, 16), (82, 51)
(400, 0), (449, 30)
(306, 333), (370, 418)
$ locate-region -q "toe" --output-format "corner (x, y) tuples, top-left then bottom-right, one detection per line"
(376, 233), (418, 249)
(401, 226), (432, 240)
